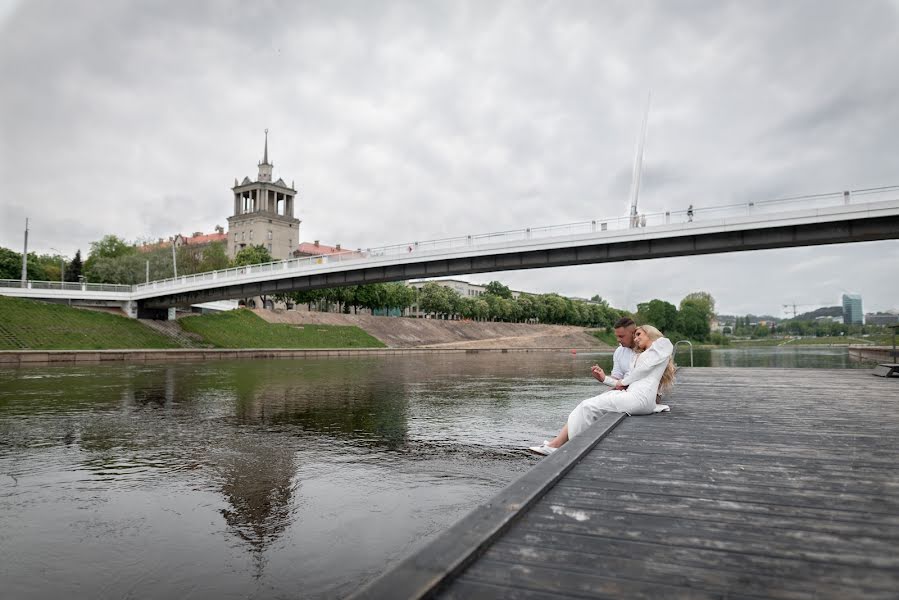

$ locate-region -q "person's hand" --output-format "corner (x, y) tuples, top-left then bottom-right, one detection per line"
(590, 365), (606, 382)
(614, 380), (627, 390)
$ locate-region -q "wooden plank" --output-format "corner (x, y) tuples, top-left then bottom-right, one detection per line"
(477, 537), (899, 599)
(567, 453), (899, 493)
(544, 485), (899, 537)
(515, 502), (899, 569)
(457, 559), (758, 600)
(559, 474), (899, 515)
(349, 412), (627, 599)
(436, 579), (566, 600)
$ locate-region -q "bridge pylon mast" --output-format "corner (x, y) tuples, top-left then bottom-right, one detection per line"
(628, 91), (651, 228)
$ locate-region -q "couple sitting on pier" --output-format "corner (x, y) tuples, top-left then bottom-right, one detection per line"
(529, 318), (675, 456)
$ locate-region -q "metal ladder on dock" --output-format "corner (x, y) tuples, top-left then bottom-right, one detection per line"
(674, 339), (693, 367)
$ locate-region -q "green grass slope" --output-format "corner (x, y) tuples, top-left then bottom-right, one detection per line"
(179, 309), (386, 348)
(0, 296), (180, 350)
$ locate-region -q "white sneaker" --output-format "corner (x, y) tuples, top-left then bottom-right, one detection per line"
(528, 441), (558, 456)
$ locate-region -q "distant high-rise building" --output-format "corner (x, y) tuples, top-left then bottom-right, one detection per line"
(842, 293), (864, 325)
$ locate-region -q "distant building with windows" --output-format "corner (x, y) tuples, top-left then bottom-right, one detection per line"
(405, 279), (520, 318)
(227, 130), (300, 260)
(866, 311), (898, 326)
(842, 293), (864, 325)
(407, 278), (522, 300)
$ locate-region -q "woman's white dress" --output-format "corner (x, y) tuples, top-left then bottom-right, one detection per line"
(567, 338), (673, 439)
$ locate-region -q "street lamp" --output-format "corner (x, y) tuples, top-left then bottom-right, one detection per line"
(50, 247), (64, 286)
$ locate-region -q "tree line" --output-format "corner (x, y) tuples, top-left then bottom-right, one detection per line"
(0, 235), (261, 285)
(732, 316), (886, 339)
(0, 247), (83, 282)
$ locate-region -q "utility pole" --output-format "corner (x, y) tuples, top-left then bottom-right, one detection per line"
(21, 218), (29, 283)
(171, 242), (178, 278)
(146, 260), (150, 283)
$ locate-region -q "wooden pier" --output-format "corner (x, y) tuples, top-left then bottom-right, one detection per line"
(353, 367), (899, 599)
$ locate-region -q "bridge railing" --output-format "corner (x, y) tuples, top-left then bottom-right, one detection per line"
(0, 279), (133, 293)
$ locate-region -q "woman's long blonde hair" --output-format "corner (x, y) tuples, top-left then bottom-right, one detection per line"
(635, 324), (676, 393)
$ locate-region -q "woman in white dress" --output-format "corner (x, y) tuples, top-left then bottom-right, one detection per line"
(530, 325), (675, 456)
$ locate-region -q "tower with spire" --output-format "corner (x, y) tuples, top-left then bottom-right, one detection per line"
(227, 130), (300, 260)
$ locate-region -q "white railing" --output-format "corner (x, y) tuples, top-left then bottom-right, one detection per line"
(0, 279), (132, 293)
(3, 185), (898, 298)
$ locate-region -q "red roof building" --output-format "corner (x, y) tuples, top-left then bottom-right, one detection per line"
(294, 240), (359, 257)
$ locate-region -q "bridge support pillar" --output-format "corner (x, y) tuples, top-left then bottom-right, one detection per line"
(122, 300), (138, 319)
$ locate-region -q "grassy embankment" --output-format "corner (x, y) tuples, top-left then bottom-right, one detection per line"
(0, 297), (385, 350)
(591, 330), (618, 347)
(178, 309), (386, 348)
(0, 295), (179, 350)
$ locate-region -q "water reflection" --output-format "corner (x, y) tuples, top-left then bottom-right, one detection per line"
(213, 438), (297, 577)
(674, 345), (874, 369)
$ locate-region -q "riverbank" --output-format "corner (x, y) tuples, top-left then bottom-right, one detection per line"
(254, 309), (609, 349)
(0, 346), (594, 367)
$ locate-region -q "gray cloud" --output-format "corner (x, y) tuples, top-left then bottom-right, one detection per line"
(1, 0), (897, 315)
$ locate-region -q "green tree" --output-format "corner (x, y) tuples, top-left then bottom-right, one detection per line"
(636, 299), (678, 332)
(65, 249), (83, 282)
(679, 291), (716, 317)
(198, 242), (229, 272)
(355, 283), (388, 313)
(84, 235), (139, 283)
(458, 296), (477, 320)
(0, 247), (18, 279)
(418, 282), (459, 319)
(384, 282), (416, 315)
(232, 244), (273, 267)
(287, 289), (323, 311)
(484, 280), (513, 299)
(232, 244), (275, 308)
(516, 294), (538, 323)
(0, 247), (47, 280)
(676, 301), (711, 340)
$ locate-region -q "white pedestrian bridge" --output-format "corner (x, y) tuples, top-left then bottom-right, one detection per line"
(3, 187), (899, 317)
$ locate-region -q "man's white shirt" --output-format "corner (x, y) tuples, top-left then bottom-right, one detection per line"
(603, 345), (635, 386)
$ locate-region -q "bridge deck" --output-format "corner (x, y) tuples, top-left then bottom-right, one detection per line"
(354, 368), (899, 599)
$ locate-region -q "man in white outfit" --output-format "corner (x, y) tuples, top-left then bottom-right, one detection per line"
(591, 317), (637, 387)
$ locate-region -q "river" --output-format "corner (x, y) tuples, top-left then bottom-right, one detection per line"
(0, 347), (874, 598)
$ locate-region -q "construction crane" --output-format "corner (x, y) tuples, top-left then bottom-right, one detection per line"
(782, 302), (830, 319)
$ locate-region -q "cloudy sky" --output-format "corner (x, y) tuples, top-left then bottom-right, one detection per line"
(1, 0), (897, 316)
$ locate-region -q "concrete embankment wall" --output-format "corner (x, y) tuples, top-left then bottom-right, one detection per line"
(0, 347), (591, 367)
(253, 309), (609, 350)
(848, 345), (898, 362)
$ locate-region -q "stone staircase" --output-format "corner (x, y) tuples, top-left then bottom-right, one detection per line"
(0, 321), (26, 349)
(138, 319), (212, 348)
